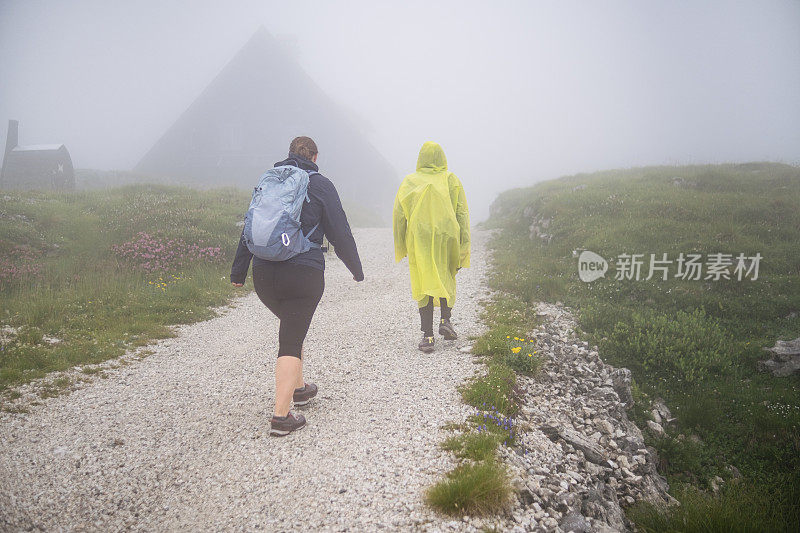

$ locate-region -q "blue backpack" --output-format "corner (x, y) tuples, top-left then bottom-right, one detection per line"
(243, 165), (320, 261)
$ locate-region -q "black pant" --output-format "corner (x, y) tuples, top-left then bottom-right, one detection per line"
(252, 259), (324, 358)
(419, 296), (451, 337)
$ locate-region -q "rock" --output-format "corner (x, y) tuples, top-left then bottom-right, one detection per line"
(652, 398), (672, 422)
(597, 419), (614, 436)
(765, 337), (800, 358)
(540, 425), (607, 465)
(590, 387), (620, 403)
(710, 475), (724, 494)
(486, 299), (674, 532)
(519, 488), (536, 507)
(542, 517), (559, 529)
(581, 482), (630, 532)
(650, 409), (662, 425)
(529, 217), (555, 244)
(760, 357), (800, 377)
(671, 177), (697, 188)
(560, 511), (589, 533)
(593, 523), (623, 533)
(646, 421), (664, 435)
(759, 337), (800, 377)
(609, 368), (633, 408)
(726, 464), (742, 479)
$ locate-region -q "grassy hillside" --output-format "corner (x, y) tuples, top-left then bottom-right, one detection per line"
(0, 185), (250, 393)
(75, 169), (387, 226)
(485, 162), (800, 531)
(0, 183), (380, 396)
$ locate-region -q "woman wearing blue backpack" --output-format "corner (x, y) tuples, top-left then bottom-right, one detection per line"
(231, 136), (364, 436)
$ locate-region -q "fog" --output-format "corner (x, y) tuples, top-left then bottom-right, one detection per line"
(1, 0), (799, 221)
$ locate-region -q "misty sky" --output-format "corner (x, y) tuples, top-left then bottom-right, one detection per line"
(1, 0), (799, 221)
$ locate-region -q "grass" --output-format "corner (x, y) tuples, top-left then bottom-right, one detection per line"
(0, 184), (250, 391)
(628, 474), (800, 533)
(441, 432), (502, 462)
(1, 181), (379, 399)
(485, 162), (800, 531)
(425, 460), (512, 516)
(460, 363), (518, 416)
(428, 291), (543, 517)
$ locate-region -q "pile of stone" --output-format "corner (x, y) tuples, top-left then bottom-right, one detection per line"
(758, 337), (800, 377)
(522, 206), (552, 244)
(493, 301), (677, 533)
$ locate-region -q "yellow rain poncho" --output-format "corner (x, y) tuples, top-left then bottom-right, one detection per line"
(393, 142), (470, 308)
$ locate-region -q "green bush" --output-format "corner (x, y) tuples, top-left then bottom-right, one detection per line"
(425, 460), (511, 516)
(603, 308), (736, 386)
(460, 363), (518, 416)
(441, 432), (501, 462)
(502, 350), (542, 376)
(628, 474), (800, 533)
(472, 325), (517, 357)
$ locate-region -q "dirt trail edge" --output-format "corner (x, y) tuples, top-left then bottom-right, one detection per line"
(0, 228), (491, 532)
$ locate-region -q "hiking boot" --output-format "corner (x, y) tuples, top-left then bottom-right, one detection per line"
(419, 336), (435, 353)
(293, 382), (318, 406)
(270, 412), (306, 437)
(439, 318), (458, 340)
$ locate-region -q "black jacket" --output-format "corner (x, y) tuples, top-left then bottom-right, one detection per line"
(230, 153), (364, 284)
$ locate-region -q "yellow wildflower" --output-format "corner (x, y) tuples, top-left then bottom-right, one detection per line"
(511, 346), (521, 354)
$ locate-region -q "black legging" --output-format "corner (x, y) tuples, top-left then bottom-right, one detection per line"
(419, 296), (451, 337)
(252, 259), (324, 358)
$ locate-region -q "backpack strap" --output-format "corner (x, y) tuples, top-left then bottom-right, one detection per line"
(301, 169), (321, 248)
(304, 170), (319, 203)
(304, 222), (321, 248)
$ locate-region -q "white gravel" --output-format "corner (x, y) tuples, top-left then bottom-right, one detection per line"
(0, 228), (491, 532)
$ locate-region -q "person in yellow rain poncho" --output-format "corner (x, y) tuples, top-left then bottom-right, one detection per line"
(393, 141), (470, 353)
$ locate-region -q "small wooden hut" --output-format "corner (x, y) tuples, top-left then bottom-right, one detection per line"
(0, 120), (75, 190)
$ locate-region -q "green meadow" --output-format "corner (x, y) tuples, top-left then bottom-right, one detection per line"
(0, 184), (252, 392)
(484, 162), (800, 531)
(0, 179), (383, 397)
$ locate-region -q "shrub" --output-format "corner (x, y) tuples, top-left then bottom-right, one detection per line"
(441, 432), (501, 462)
(472, 325), (517, 357)
(502, 336), (542, 376)
(627, 475), (799, 533)
(0, 246), (42, 287)
(460, 363), (517, 416)
(425, 460), (511, 516)
(603, 308), (736, 386)
(112, 232), (223, 273)
(474, 404), (517, 446)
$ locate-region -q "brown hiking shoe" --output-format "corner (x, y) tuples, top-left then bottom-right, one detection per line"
(419, 336), (435, 353)
(270, 412), (306, 437)
(439, 318), (458, 340)
(293, 382), (318, 406)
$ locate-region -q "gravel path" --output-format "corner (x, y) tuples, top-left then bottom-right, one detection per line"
(0, 228), (490, 532)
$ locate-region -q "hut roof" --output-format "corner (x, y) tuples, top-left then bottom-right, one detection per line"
(12, 144), (65, 152)
(135, 26), (397, 216)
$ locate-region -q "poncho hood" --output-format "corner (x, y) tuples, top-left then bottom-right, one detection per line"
(416, 141), (448, 172)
